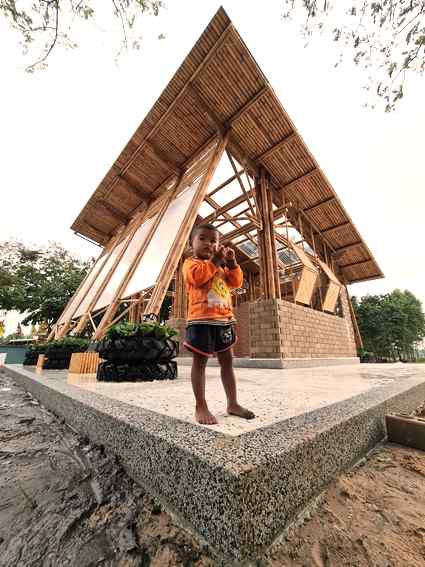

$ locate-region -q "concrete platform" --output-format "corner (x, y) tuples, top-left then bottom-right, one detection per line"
(177, 356), (360, 369)
(3, 362), (425, 564)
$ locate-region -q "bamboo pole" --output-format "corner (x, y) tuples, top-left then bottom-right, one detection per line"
(266, 181), (281, 299)
(257, 168), (276, 299)
(72, 213), (147, 336)
(92, 172), (188, 340)
(53, 233), (120, 340)
(143, 134), (229, 316)
(226, 150), (257, 220)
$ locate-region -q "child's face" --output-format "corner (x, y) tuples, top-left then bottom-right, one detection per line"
(192, 228), (219, 260)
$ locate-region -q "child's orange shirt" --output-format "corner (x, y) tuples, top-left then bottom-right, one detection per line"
(182, 257), (243, 322)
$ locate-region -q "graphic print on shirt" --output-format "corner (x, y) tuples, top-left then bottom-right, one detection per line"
(207, 274), (231, 311)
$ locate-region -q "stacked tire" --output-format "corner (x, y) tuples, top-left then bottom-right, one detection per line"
(95, 335), (178, 382)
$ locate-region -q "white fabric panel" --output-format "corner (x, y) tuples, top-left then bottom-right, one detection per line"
(57, 250), (110, 324)
(73, 235), (130, 318)
(93, 216), (156, 311)
(123, 182), (199, 298)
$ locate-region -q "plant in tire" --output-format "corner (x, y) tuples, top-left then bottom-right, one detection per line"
(95, 322), (178, 363)
(94, 322), (179, 382)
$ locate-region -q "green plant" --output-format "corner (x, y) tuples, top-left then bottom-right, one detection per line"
(106, 321), (178, 341)
(46, 336), (89, 352)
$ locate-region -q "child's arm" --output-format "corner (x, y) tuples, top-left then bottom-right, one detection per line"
(223, 248), (243, 289)
(183, 258), (218, 287)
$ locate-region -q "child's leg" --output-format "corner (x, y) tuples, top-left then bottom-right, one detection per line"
(191, 352), (218, 425)
(216, 349), (255, 419)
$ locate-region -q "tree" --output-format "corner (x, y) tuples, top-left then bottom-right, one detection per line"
(283, 1), (425, 110)
(352, 289), (425, 359)
(1, 0), (164, 72)
(0, 240), (92, 329)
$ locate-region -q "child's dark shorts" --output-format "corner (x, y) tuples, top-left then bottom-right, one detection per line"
(184, 322), (236, 357)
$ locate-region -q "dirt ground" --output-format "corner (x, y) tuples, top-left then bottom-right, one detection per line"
(1, 370), (425, 567)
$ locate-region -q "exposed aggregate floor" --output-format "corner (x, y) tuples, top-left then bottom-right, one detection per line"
(23, 362), (423, 436)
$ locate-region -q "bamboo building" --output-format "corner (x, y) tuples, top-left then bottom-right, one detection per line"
(52, 7), (383, 365)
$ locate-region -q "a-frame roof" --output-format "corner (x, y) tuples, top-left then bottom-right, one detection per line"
(71, 6), (383, 284)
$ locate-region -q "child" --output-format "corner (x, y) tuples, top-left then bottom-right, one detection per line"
(183, 223), (255, 425)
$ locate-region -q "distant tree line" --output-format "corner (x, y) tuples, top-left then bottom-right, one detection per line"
(352, 289), (425, 361)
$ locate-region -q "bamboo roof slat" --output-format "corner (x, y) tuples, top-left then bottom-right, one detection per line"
(71, 7), (382, 284)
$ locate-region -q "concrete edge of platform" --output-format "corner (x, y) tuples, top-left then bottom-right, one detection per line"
(176, 356), (360, 369)
(2, 364), (425, 564)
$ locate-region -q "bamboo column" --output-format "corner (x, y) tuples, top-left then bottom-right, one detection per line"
(172, 259), (187, 319)
(144, 133), (229, 316)
(256, 168), (280, 300)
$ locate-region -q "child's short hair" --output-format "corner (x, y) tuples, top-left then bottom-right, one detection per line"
(189, 223), (219, 244)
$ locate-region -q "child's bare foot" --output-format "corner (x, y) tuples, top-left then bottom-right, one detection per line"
(195, 405), (218, 425)
(227, 404), (255, 420)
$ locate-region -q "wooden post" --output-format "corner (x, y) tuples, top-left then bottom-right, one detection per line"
(144, 134), (229, 316)
(92, 171), (188, 340)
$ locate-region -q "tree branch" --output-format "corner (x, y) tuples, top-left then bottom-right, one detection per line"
(25, 0), (59, 72)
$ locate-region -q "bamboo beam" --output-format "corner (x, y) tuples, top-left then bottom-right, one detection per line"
(95, 200), (130, 224)
(117, 175), (149, 204)
(208, 169), (246, 198)
(188, 84), (225, 135)
(228, 84), (270, 125)
(203, 190), (253, 223)
(333, 241), (363, 254)
(321, 221), (351, 235)
(222, 221), (256, 243)
(226, 150), (257, 220)
(145, 142), (182, 175)
(340, 259), (372, 270)
(304, 196), (336, 213)
(279, 168), (318, 196)
(92, 172), (188, 340)
(144, 133), (229, 316)
(255, 133), (296, 163)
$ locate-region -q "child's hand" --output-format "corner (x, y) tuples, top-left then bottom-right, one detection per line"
(224, 247), (237, 268)
(211, 245), (226, 266)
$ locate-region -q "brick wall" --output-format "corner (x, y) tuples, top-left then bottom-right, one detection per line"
(249, 297), (357, 359)
(234, 302), (250, 357)
(278, 300), (357, 358)
(249, 300), (282, 358)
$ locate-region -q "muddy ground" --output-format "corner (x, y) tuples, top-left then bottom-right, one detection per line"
(1, 370), (425, 567)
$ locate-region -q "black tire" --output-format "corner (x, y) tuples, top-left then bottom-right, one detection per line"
(95, 336), (178, 363)
(96, 361), (177, 382)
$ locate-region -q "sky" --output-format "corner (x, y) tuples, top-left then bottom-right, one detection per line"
(1, 0), (424, 318)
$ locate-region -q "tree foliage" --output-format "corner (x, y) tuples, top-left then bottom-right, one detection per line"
(0, 240), (92, 328)
(1, 0), (164, 71)
(283, 1), (425, 110)
(352, 289), (425, 359)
